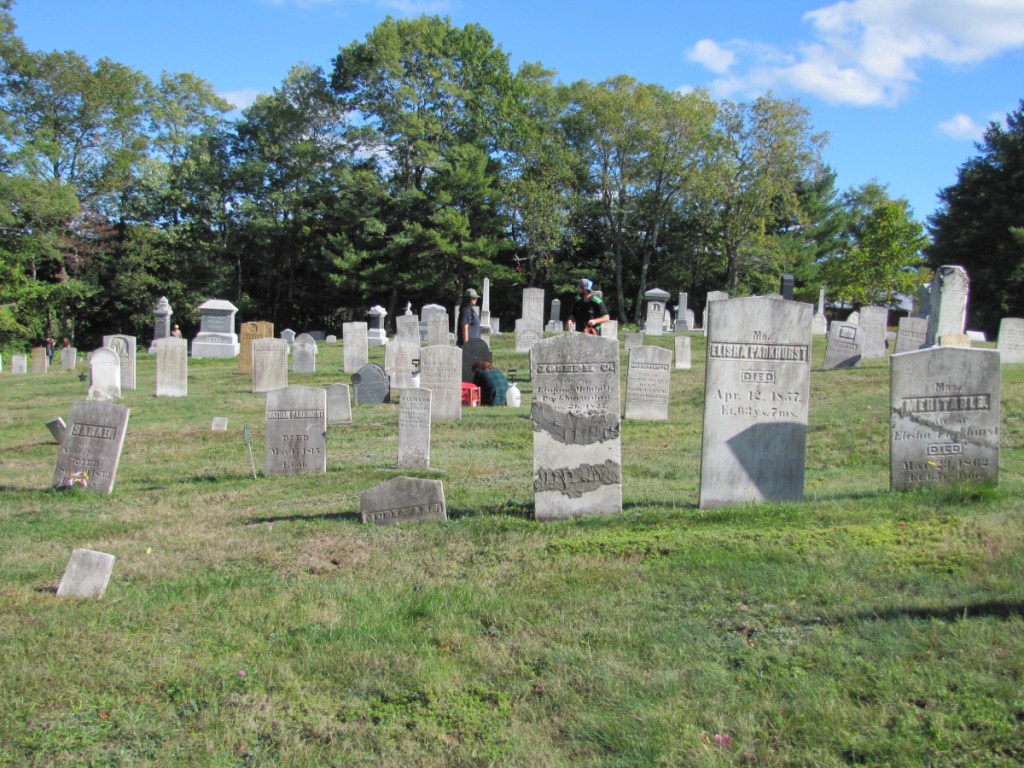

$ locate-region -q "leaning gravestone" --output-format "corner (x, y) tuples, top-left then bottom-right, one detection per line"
(925, 265), (969, 347)
(460, 338), (491, 383)
(823, 322), (864, 370)
(675, 335), (692, 370)
(625, 345), (672, 420)
(12, 354), (28, 374)
(88, 347), (121, 400)
(343, 322), (369, 373)
(352, 363), (390, 405)
(252, 338), (288, 393)
(858, 305), (888, 359)
(997, 318), (1024, 364)
(155, 337), (188, 397)
(426, 312), (449, 347)
(325, 383), (353, 425)
(264, 385), (327, 476)
(238, 321), (274, 375)
(531, 333), (622, 521)
(890, 347), (999, 491)
(292, 333), (318, 373)
(385, 339), (418, 389)
(59, 346), (77, 371)
(103, 335), (137, 390)
(395, 315), (421, 346)
(32, 347), (48, 373)
(56, 549), (115, 599)
(515, 319), (541, 353)
(398, 388), (432, 468)
(522, 287), (545, 332)
(699, 296), (812, 509)
(190, 299), (240, 358)
(893, 317), (928, 355)
(360, 476), (447, 526)
(46, 417), (67, 443)
(419, 346), (461, 421)
(53, 400), (130, 494)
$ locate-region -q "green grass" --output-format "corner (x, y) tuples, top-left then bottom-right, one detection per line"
(1, 334), (1023, 767)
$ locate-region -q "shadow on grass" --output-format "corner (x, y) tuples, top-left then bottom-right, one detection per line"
(448, 501), (535, 520)
(245, 510), (361, 524)
(828, 600), (1024, 624)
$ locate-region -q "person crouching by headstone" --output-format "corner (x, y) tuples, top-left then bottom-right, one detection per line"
(565, 278), (609, 334)
(457, 288), (480, 348)
(472, 360), (508, 406)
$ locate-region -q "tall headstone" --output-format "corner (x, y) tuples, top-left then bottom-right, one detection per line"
(102, 335), (136, 390)
(531, 334), (622, 521)
(703, 291), (729, 336)
(780, 274), (795, 300)
(343, 322), (369, 373)
(325, 383), (353, 425)
(822, 321), (864, 370)
(395, 315), (421, 346)
(675, 335), (692, 370)
(858, 305), (888, 359)
(368, 305), (388, 347)
(419, 346), (461, 421)
(643, 287), (670, 336)
(480, 277), (492, 335)
(264, 386), (327, 476)
(151, 296), (172, 350)
(997, 318), (1024, 364)
(154, 337), (188, 397)
(515, 319), (541, 353)
(925, 265), (969, 347)
(547, 298), (562, 332)
(460, 338), (491, 383)
(890, 347), (999, 491)
(812, 287), (828, 335)
(238, 321), (274, 375)
(291, 333), (318, 373)
(59, 346), (78, 371)
(54, 400), (130, 494)
(914, 283), (931, 318)
(426, 312), (449, 347)
(252, 338), (288, 393)
(190, 299), (240, 358)
(893, 316), (928, 355)
(625, 345), (672, 420)
(56, 549), (115, 598)
(398, 388), (432, 468)
(352, 363), (390, 405)
(12, 354), (27, 374)
(675, 292), (689, 331)
(521, 287), (545, 332)
(88, 347), (121, 400)
(31, 347), (48, 373)
(360, 477), (447, 526)
(699, 296), (812, 509)
(385, 339), (418, 389)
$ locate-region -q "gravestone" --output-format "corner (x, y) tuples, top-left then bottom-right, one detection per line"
(893, 316), (928, 355)
(211, 417), (228, 431)
(812, 287), (828, 335)
(531, 333), (622, 521)
(846, 310), (860, 325)
(522, 287), (545, 332)
(675, 335), (692, 370)
(59, 346), (78, 371)
(426, 312), (450, 347)
(675, 292), (689, 331)
(12, 354), (27, 374)
(997, 318), (1024, 364)
(419, 304), (446, 343)
(966, 330), (986, 343)
(684, 310), (695, 330)
(360, 476), (447, 526)
(515, 319), (541, 353)
(46, 417), (67, 443)
(151, 296), (173, 349)
(325, 383), (353, 425)
(368, 305), (389, 347)
(546, 298), (562, 332)
(103, 335), (137, 390)
(643, 287), (670, 336)
(251, 338), (288, 393)
(480, 277), (492, 335)
(190, 299), (239, 358)
(88, 347), (121, 400)
(292, 333), (318, 373)
(419, 346), (461, 421)
(343, 322), (369, 373)
(780, 274), (795, 300)
(280, 328), (296, 349)
(600, 320), (619, 339)
(154, 337), (188, 397)
(623, 333), (643, 352)
(352, 363), (390, 405)
(460, 338), (492, 383)
(32, 347), (48, 373)
(54, 400), (130, 494)
(385, 339), (418, 389)
(395, 315), (421, 346)
(625, 345), (672, 420)
(307, 331), (325, 342)
(939, 333), (971, 347)
(703, 291), (729, 336)
(56, 549), (115, 599)
(398, 388), (432, 468)
(699, 296), (812, 509)
(325, 335), (337, 343)
(925, 266), (969, 347)
(858, 305), (888, 358)
(663, 308), (673, 333)
(890, 347), (999, 491)
(823, 322), (864, 369)
(264, 385), (327, 476)
(238, 321), (274, 375)
(915, 283), (931, 318)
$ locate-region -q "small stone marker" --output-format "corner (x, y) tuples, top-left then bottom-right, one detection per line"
(102, 335), (137, 390)
(343, 322), (369, 373)
(352, 363), (390, 405)
(46, 417), (67, 443)
(191, 299), (240, 358)
(823, 321), (864, 370)
(600, 320), (618, 339)
(623, 333), (643, 352)
(522, 287), (545, 332)
(531, 333), (622, 521)
(858, 305), (888, 359)
(515, 319), (541, 353)
(155, 337), (188, 397)
(997, 318), (1024, 363)
(395, 315), (421, 345)
(925, 265), (969, 346)
(675, 335), (692, 370)
(264, 385), (327, 475)
(211, 417), (229, 431)
(238, 321), (274, 375)
(360, 476), (447, 526)
(385, 339), (418, 389)
(699, 296), (812, 509)
(419, 346), (461, 421)
(56, 549), (115, 599)
(398, 388), (432, 468)
(59, 346), (78, 371)
(460, 338), (491, 383)
(88, 347), (121, 400)
(252, 338), (288, 393)
(890, 347), (999, 491)
(54, 400), (130, 494)
(325, 334), (337, 343)
(893, 316), (928, 355)
(625, 345), (672, 420)
(325, 383), (353, 424)
(32, 346), (48, 373)
(12, 354), (27, 374)
(292, 333), (318, 373)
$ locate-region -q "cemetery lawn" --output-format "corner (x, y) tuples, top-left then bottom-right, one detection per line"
(1, 334), (1023, 767)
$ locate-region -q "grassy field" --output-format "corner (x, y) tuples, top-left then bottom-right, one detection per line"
(1, 332), (1023, 767)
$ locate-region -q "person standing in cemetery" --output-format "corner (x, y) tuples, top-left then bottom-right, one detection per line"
(566, 278), (609, 334)
(457, 288), (480, 347)
(44, 335), (56, 364)
(171, 324), (182, 338)
(472, 360), (508, 406)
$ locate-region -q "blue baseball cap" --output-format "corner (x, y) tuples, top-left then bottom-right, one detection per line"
(578, 278), (593, 292)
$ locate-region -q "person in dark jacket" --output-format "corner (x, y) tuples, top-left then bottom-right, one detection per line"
(457, 288), (480, 347)
(472, 360), (508, 406)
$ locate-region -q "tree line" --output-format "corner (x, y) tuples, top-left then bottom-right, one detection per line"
(5, 4), (1016, 351)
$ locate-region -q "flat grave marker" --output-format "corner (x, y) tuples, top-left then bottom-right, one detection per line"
(56, 549), (115, 599)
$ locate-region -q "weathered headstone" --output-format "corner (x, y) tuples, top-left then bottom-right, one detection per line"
(56, 549), (115, 598)
(264, 385), (327, 476)
(102, 335), (137, 390)
(515, 319), (541, 353)
(703, 291), (729, 336)
(54, 400), (130, 494)
(460, 338), (491, 383)
(368, 305), (388, 347)
(675, 292), (689, 331)
(890, 347), (999, 491)
(46, 417), (67, 443)
(291, 333), (318, 373)
(360, 477), (447, 526)
(325, 383), (353, 425)
(675, 335), (692, 370)
(398, 387), (432, 468)
(623, 333), (643, 352)
(238, 321), (274, 375)
(352, 363), (390, 405)
(893, 316), (928, 355)
(12, 354), (27, 374)
(88, 347), (121, 400)
(925, 265), (969, 347)
(643, 287), (670, 336)
(823, 321), (864, 370)
(419, 304), (446, 343)
(385, 339), (418, 389)
(418, 346), (461, 421)
(280, 328), (296, 348)
(154, 337), (188, 397)
(211, 417), (228, 431)
(426, 312), (449, 347)
(858, 305), (888, 359)
(191, 299), (239, 358)
(521, 287), (545, 332)
(699, 296), (812, 509)
(531, 333), (622, 521)
(151, 296), (173, 349)
(343, 322), (369, 373)
(997, 318), (1024, 363)
(252, 338), (288, 393)
(59, 346), (77, 371)
(31, 346), (48, 373)
(480, 277), (492, 335)
(546, 298), (562, 332)
(395, 315), (421, 346)
(600, 320), (619, 339)
(625, 345), (672, 420)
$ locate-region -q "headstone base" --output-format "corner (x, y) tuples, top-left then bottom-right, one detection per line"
(191, 334), (240, 358)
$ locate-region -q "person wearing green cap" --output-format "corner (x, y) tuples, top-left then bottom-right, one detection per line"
(565, 278), (609, 334)
(457, 288), (480, 347)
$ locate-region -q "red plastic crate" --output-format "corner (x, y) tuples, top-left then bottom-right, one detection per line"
(461, 382), (481, 407)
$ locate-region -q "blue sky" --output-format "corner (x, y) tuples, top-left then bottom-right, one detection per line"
(11, 0), (1024, 222)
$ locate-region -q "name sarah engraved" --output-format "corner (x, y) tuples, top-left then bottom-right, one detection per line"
(72, 423), (117, 440)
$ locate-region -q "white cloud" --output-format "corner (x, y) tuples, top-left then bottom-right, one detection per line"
(937, 113), (985, 141)
(688, 0), (1024, 106)
(220, 88), (263, 110)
